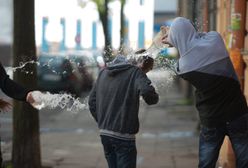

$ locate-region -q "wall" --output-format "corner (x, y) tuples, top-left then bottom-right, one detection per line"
(35, 0), (155, 52)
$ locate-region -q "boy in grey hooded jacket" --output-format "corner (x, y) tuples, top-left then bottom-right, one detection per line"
(88, 52), (158, 168)
(163, 17), (248, 168)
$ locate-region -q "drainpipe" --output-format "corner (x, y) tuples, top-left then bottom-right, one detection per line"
(203, 0), (209, 32)
(227, 0), (246, 167)
(229, 0), (246, 88)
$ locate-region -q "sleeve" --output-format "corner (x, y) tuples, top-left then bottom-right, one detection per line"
(88, 83), (98, 122)
(136, 70), (159, 105)
(0, 63), (30, 101)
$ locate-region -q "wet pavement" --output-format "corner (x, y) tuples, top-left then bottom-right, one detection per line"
(0, 71), (199, 168)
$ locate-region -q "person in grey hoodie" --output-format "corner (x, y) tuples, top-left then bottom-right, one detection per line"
(162, 17), (248, 168)
(88, 50), (159, 168)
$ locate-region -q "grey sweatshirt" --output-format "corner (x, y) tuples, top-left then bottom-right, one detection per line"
(168, 17), (248, 127)
(88, 56), (159, 139)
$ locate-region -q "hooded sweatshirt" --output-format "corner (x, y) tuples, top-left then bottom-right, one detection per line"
(168, 17), (248, 127)
(88, 56), (159, 140)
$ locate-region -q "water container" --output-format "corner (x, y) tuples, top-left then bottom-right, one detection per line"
(147, 26), (170, 58)
(30, 91), (45, 110)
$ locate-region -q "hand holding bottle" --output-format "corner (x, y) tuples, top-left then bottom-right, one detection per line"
(26, 91), (35, 104)
(153, 26), (170, 49)
(147, 26), (170, 58)
(160, 26), (173, 47)
(27, 91), (45, 110)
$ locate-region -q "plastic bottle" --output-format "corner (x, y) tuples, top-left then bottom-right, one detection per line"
(30, 91), (45, 110)
(147, 26), (170, 58)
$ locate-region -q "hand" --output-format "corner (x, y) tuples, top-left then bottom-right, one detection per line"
(26, 91), (35, 104)
(160, 25), (169, 34)
(160, 26), (173, 47)
(0, 99), (12, 112)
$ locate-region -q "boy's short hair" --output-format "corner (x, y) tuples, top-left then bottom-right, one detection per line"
(135, 49), (147, 55)
(134, 49), (154, 65)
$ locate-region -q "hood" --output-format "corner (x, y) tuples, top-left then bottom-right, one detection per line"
(106, 55), (133, 76)
(168, 17), (229, 74)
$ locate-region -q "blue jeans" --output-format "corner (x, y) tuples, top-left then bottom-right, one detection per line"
(199, 113), (248, 168)
(100, 135), (137, 168)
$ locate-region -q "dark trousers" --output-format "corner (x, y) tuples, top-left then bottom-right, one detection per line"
(100, 135), (137, 168)
(199, 113), (248, 168)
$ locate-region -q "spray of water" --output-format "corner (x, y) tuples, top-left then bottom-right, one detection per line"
(125, 49), (177, 93)
(147, 68), (175, 94)
(6, 52), (178, 113)
(5, 60), (40, 75)
(3, 58), (90, 113)
(6, 24), (177, 113)
(120, 26), (177, 92)
(31, 91), (88, 112)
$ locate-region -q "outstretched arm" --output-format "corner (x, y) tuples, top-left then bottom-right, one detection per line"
(0, 63), (31, 101)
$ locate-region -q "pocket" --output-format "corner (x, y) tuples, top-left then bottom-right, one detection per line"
(228, 114), (248, 138)
(200, 126), (218, 141)
(119, 140), (136, 153)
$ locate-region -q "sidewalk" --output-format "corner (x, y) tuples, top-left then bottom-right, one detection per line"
(40, 84), (198, 168)
(1, 81), (199, 168)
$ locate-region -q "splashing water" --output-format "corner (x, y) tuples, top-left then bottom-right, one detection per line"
(155, 56), (178, 75)
(147, 68), (175, 93)
(6, 56), (177, 112)
(31, 91), (88, 113)
(5, 27), (178, 112)
(5, 60), (40, 75)
(124, 48), (177, 92)
(123, 27), (177, 91)
(5, 59), (90, 113)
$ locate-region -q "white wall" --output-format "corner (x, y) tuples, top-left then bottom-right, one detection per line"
(35, 0), (154, 51)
